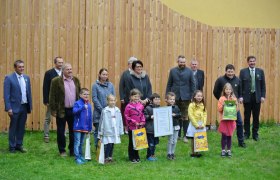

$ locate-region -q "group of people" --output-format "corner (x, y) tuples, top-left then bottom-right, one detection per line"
(3, 55), (265, 163)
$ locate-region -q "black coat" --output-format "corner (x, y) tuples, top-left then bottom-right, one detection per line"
(194, 69), (205, 91)
(213, 75), (241, 100)
(171, 105), (181, 127)
(43, 68), (60, 104)
(239, 68), (266, 103)
(144, 104), (160, 134)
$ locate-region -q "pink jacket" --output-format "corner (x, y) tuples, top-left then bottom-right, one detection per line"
(124, 102), (146, 130)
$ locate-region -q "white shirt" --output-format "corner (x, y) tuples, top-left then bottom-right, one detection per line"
(55, 68), (62, 76)
(15, 72), (27, 104)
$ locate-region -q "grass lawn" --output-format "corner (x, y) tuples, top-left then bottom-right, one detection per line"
(0, 124), (279, 180)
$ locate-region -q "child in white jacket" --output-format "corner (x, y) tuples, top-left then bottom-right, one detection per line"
(98, 94), (124, 163)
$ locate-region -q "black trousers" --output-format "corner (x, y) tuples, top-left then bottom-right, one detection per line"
(56, 108), (74, 154)
(243, 93), (261, 138)
(128, 131), (139, 161)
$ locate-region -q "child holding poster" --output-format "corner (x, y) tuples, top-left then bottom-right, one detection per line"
(218, 83), (238, 157)
(124, 89), (146, 163)
(186, 90), (207, 158)
(98, 94), (124, 163)
(166, 92), (181, 160)
(144, 93), (161, 161)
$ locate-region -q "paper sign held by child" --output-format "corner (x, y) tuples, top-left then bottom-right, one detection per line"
(194, 131), (209, 152)
(132, 128), (148, 150)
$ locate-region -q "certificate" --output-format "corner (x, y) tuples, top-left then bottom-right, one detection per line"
(153, 106), (173, 137)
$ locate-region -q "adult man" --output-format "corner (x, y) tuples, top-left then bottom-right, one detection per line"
(166, 55), (196, 143)
(42, 57), (64, 143)
(4, 60), (32, 153)
(49, 63), (81, 156)
(213, 64), (246, 147)
(190, 59), (204, 91)
(239, 56), (266, 141)
(119, 56), (137, 132)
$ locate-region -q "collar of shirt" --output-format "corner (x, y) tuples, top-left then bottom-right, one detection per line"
(54, 68), (62, 75)
(63, 74), (73, 81)
(249, 67), (255, 71)
(15, 72), (23, 78)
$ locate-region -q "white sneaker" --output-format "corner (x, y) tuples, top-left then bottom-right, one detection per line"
(183, 137), (188, 143)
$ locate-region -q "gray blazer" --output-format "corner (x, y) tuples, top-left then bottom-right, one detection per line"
(166, 67), (196, 101)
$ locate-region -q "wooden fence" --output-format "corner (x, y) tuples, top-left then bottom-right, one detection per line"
(0, 0), (279, 131)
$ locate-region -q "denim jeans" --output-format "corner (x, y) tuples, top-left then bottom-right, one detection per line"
(167, 130), (179, 154)
(146, 133), (159, 158)
(74, 132), (86, 159)
(236, 111), (244, 143)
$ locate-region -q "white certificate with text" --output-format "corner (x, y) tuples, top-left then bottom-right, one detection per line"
(153, 106), (173, 137)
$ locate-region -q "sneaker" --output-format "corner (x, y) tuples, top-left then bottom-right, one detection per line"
(190, 153), (197, 158)
(152, 155), (157, 160)
(108, 157), (114, 163)
(147, 156), (156, 161)
(171, 154), (176, 160)
(227, 150), (232, 157)
(75, 158), (85, 165)
(167, 154), (172, 160)
(136, 159), (141, 162)
(44, 136), (49, 143)
(183, 137), (188, 143)
(60, 152), (67, 157)
(131, 159), (137, 164)
(80, 157), (86, 163)
(221, 150), (226, 157)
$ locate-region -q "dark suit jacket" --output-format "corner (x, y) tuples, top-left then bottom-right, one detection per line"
(119, 69), (131, 102)
(239, 68), (266, 103)
(43, 68), (59, 104)
(4, 72), (32, 113)
(195, 69), (204, 91)
(166, 67), (196, 101)
(213, 75), (241, 100)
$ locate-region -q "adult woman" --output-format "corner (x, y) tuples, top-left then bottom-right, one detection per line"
(126, 60), (152, 105)
(92, 68), (115, 147)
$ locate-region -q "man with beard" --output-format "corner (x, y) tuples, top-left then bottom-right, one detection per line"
(166, 55), (196, 143)
(213, 64), (246, 147)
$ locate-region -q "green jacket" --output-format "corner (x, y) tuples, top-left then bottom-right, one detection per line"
(49, 76), (81, 118)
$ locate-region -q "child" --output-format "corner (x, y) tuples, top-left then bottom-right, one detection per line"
(98, 94), (124, 163)
(144, 93), (161, 161)
(166, 92), (181, 160)
(124, 89), (146, 163)
(73, 88), (92, 164)
(218, 83), (237, 157)
(186, 90), (207, 158)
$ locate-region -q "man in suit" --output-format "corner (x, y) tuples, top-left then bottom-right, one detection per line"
(239, 56), (266, 141)
(166, 55), (196, 143)
(42, 57), (64, 143)
(190, 59), (204, 91)
(49, 63), (81, 156)
(213, 64), (246, 147)
(119, 56), (137, 133)
(4, 60), (32, 153)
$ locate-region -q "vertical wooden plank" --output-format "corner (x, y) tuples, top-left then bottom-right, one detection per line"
(276, 30), (280, 123)
(114, 0), (121, 102)
(108, 0), (115, 87)
(0, 0), (8, 131)
(78, 0), (85, 86)
(71, 0), (79, 78)
(206, 26), (213, 126)
(211, 27), (218, 126)
(84, 0), (92, 90)
(196, 22), (202, 60)
(97, 0), (104, 71)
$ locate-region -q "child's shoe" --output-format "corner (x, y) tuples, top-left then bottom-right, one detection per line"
(167, 154), (172, 160)
(130, 159), (137, 164)
(147, 156), (156, 161)
(227, 150), (232, 157)
(80, 157), (86, 163)
(221, 150), (226, 157)
(152, 155), (157, 160)
(108, 157), (114, 163)
(171, 154), (176, 160)
(75, 158), (85, 165)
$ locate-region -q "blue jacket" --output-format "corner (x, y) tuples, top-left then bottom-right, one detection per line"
(73, 99), (92, 132)
(98, 106), (124, 137)
(4, 72), (32, 113)
(92, 80), (115, 123)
